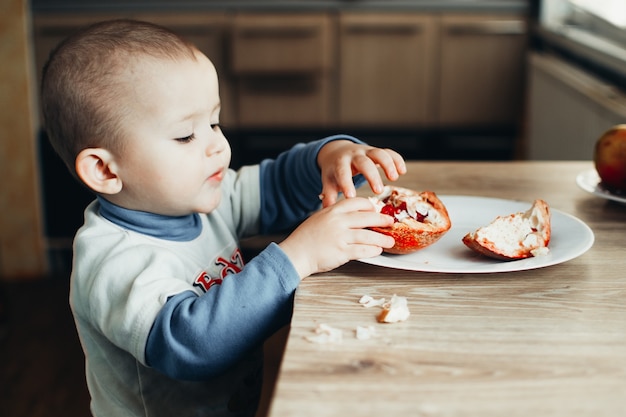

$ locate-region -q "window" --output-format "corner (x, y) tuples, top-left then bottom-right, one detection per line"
(541, 0), (626, 46)
(540, 0), (626, 68)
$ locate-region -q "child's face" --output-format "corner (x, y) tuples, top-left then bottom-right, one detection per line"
(110, 50), (231, 216)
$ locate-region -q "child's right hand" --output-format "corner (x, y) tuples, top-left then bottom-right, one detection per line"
(278, 197), (395, 279)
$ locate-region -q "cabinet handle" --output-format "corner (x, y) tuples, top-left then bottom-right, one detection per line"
(240, 75), (319, 93)
(344, 24), (422, 36)
(446, 21), (525, 36)
(237, 27), (319, 39)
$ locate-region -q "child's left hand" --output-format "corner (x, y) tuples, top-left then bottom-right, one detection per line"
(317, 140), (407, 208)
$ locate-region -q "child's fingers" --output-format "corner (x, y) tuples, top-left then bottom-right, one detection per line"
(346, 244), (385, 261)
(329, 198), (394, 229)
(350, 228), (395, 248)
(321, 147), (406, 205)
(333, 157), (359, 199)
(320, 171), (356, 206)
(350, 155), (385, 195)
(324, 195), (373, 212)
(365, 148), (407, 183)
(319, 189), (338, 208)
(380, 148), (407, 180)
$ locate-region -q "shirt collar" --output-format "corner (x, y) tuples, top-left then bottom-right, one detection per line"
(97, 196), (202, 242)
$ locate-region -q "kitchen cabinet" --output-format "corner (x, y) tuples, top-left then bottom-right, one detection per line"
(231, 13), (335, 127)
(33, 11), (528, 131)
(438, 14), (528, 127)
(338, 12), (527, 129)
(338, 13), (438, 127)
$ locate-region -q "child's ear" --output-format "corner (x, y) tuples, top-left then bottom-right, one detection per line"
(75, 148), (123, 195)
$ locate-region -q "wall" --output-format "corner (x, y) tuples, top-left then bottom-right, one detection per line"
(0, 0), (47, 279)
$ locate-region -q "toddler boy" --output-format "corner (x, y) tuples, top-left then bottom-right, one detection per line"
(41, 19), (405, 417)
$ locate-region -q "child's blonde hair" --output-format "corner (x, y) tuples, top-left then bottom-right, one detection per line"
(41, 19), (198, 179)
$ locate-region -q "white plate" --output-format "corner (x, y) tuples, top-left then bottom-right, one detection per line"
(576, 168), (626, 204)
(358, 196), (594, 273)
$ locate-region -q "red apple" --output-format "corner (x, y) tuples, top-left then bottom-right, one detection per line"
(594, 124), (626, 193)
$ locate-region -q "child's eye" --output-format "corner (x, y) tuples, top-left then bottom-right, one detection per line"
(175, 133), (195, 143)
(211, 123), (220, 131)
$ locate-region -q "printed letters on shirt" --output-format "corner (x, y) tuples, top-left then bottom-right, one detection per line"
(193, 248), (244, 293)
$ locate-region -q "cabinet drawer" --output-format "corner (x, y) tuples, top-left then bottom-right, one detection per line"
(237, 75), (333, 127)
(231, 13), (334, 74)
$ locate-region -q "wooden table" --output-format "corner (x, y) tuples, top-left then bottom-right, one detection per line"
(267, 161), (626, 417)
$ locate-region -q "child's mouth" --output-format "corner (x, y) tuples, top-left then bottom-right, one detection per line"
(208, 169), (224, 182)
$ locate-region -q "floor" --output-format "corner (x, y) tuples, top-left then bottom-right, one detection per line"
(0, 276), (90, 417)
(0, 269), (287, 417)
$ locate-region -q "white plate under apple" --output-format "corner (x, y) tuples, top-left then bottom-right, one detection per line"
(576, 169), (626, 204)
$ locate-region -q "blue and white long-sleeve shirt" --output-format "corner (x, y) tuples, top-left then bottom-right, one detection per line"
(69, 136), (364, 417)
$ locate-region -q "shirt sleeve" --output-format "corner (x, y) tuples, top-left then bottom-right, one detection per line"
(145, 135), (368, 380)
(258, 134), (366, 234)
(145, 243), (299, 380)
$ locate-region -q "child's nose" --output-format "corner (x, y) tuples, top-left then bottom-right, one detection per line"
(205, 142), (223, 157)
